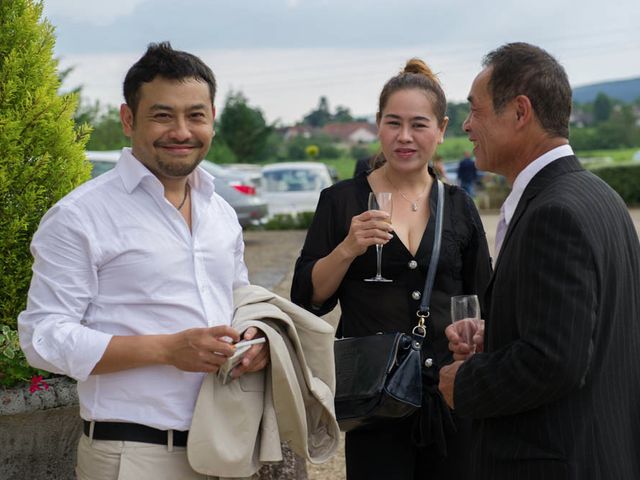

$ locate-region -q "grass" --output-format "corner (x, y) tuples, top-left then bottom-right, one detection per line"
(575, 147), (639, 164)
(322, 157), (357, 180)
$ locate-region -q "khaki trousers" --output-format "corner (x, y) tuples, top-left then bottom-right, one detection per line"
(76, 434), (252, 480)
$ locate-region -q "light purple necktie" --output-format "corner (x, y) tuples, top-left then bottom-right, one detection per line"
(495, 204), (507, 256)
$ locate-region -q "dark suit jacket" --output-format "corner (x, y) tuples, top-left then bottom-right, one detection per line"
(454, 156), (640, 479)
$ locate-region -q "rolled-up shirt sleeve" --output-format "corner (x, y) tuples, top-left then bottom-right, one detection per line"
(18, 204), (112, 381)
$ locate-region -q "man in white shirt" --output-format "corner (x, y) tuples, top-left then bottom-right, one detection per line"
(438, 43), (640, 479)
(18, 42), (268, 480)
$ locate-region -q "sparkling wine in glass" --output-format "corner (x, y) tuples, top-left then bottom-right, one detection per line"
(364, 192), (393, 282)
(450, 294), (481, 354)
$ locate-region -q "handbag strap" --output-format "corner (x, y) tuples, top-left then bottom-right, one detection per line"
(414, 179), (445, 334)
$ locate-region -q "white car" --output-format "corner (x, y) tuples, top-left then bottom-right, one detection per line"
(261, 162), (334, 217)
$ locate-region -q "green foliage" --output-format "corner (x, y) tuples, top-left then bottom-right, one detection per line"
(218, 91), (273, 163)
(588, 162), (640, 206)
(301, 97), (362, 127)
(445, 102), (470, 137)
(76, 102), (128, 150)
(575, 147), (637, 164)
(593, 93), (613, 124)
(206, 138), (238, 164)
(437, 136), (474, 160)
(321, 157), (356, 181)
(263, 211), (315, 230)
(0, 0), (91, 386)
(333, 105), (354, 123)
(571, 104), (640, 150)
(303, 96), (332, 127)
(0, 325), (33, 385)
(350, 143), (374, 161)
(285, 134), (342, 160)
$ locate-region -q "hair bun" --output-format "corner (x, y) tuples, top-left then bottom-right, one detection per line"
(403, 58), (439, 84)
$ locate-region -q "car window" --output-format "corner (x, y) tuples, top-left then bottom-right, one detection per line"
(90, 161), (117, 178)
(263, 169), (330, 192)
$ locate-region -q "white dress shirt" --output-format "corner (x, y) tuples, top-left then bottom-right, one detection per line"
(18, 148), (249, 430)
(501, 144), (575, 226)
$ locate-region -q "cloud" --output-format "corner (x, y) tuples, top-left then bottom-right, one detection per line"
(43, 0), (150, 26)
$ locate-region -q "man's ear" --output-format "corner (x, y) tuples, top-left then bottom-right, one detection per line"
(120, 103), (134, 137)
(514, 95), (533, 128)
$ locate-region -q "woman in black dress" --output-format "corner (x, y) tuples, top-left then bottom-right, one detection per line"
(291, 58), (492, 480)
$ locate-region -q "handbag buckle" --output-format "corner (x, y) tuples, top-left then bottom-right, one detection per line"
(415, 310), (429, 327)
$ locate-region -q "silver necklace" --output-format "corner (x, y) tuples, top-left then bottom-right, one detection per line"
(176, 183), (190, 211)
(384, 169), (429, 212)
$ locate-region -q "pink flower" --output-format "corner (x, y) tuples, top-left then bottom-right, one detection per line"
(29, 375), (50, 394)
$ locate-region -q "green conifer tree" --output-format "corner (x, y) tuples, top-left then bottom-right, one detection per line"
(0, 0), (91, 384)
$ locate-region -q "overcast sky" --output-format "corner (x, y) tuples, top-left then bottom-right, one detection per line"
(43, 0), (640, 125)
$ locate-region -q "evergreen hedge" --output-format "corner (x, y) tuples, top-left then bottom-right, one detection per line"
(0, 0), (91, 386)
(589, 163), (640, 206)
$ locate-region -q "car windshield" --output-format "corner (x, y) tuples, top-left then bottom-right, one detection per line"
(263, 168), (329, 192)
(90, 161), (117, 178)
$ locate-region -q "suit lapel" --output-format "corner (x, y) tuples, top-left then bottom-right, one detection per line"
(484, 156), (584, 305)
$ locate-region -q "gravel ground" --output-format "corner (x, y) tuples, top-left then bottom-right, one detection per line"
(241, 209), (640, 480)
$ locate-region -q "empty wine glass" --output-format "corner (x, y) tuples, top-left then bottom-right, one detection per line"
(364, 192), (393, 282)
(450, 294), (481, 354)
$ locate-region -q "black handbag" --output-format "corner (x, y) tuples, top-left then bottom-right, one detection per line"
(334, 180), (445, 432)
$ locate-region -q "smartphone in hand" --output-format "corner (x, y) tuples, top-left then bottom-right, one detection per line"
(217, 337), (266, 384)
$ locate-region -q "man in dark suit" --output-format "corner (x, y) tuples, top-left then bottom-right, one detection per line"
(439, 42), (640, 479)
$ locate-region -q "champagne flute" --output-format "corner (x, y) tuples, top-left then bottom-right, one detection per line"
(450, 294), (481, 354)
(364, 192), (393, 282)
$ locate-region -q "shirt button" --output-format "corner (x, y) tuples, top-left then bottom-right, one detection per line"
(408, 260), (418, 269)
(411, 291), (421, 300)
(424, 358), (433, 368)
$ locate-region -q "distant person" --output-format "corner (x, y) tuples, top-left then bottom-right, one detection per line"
(18, 42), (268, 479)
(439, 42), (640, 479)
(457, 151), (478, 197)
(292, 57), (491, 480)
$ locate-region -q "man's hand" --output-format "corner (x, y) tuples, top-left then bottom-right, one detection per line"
(164, 325), (241, 373)
(439, 360), (463, 409)
(231, 327), (270, 378)
(445, 319), (484, 361)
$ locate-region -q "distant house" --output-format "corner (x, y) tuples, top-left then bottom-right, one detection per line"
(570, 109), (594, 128)
(280, 124), (314, 141)
(280, 121), (378, 145)
(321, 121), (378, 145)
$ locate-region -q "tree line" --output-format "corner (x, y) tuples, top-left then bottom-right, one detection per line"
(76, 88), (640, 164)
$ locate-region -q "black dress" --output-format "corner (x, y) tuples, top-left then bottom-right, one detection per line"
(291, 170), (492, 480)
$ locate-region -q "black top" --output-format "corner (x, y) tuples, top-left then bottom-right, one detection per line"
(291, 170), (492, 369)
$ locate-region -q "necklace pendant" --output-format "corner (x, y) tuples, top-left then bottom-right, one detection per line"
(411, 202), (418, 212)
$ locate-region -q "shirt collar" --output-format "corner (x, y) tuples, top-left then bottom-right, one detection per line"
(114, 147), (216, 199)
(502, 144), (574, 225)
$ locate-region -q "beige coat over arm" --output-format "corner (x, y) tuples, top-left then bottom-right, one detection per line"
(187, 284), (340, 478)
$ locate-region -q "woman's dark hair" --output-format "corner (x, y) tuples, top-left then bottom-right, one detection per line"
(123, 42), (217, 115)
(483, 42), (572, 138)
(373, 58), (447, 169)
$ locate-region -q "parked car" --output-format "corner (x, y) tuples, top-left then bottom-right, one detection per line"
(224, 163), (264, 190)
(86, 151), (268, 227)
(261, 162), (334, 217)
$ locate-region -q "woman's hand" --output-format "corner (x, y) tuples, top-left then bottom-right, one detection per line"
(338, 210), (394, 259)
